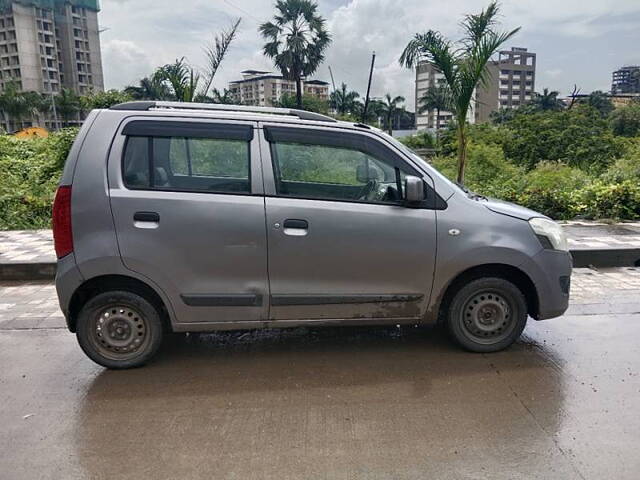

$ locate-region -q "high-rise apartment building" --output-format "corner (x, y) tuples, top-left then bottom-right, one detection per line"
(612, 66), (640, 95)
(415, 47), (536, 129)
(476, 47), (536, 123)
(229, 70), (329, 107)
(415, 62), (459, 130)
(0, 0), (103, 127)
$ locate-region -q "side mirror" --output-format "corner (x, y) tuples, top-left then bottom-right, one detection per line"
(405, 176), (424, 203)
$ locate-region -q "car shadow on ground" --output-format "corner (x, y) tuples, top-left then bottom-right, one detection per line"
(80, 323), (560, 399)
(72, 324), (567, 478)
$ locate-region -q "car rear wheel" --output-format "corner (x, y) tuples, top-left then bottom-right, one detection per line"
(76, 291), (163, 369)
(447, 277), (527, 353)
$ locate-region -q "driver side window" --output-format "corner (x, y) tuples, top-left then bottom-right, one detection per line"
(271, 141), (408, 204)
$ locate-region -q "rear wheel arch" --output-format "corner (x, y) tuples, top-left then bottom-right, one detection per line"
(68, 274), (172, 333)
(436, 263), (539, 323)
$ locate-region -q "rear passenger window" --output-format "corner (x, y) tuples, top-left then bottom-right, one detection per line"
(122, 122), (252, 194)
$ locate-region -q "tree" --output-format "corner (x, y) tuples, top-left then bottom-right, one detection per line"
(81, 89), (132, 110)
(330, 83), (360, 115)
(276, 92), (329, 114)
(489, 107), (517, 124)
(202, 18), (241, 97)
(211, 88), (236, 104)
(260, 0), (331, 109)
(380, 93), (405, 135)
(158, 58), (200, 102)
(584, 90), (614, 117)
(125, 72), (172, 101)
(530, 88), (564, 112)
(610, 103), (640, 137)
(0, 82), (38, 131)
(501, 108), (623, 172)
(400, 1), (520, 183)
(418, 84), (453, 129)
(55, 88), (81, 126)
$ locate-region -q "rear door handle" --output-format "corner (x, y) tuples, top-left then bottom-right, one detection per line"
(133, 212), (160, 224)
(283, 219), (308, 236)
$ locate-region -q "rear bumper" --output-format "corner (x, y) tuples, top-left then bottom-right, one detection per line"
(55, 254), (84, 332)
(521, 249), (573, 320)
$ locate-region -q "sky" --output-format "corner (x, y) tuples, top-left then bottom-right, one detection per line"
(99, 0), (640, 110)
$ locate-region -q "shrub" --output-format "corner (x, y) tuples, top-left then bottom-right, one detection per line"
(578, 181), (640, 220)
(0, 128), (78, 230)
(515, 162), (590, 220)
(601, 138), (640, 183)
(400, 131), (436, 149)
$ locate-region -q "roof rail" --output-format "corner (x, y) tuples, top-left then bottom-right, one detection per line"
(110, 101), (338, 123)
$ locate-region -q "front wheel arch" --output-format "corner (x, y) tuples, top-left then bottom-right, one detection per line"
(436, 263), (539, 324)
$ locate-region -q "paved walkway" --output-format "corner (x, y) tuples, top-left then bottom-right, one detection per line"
(1, 223), (640, 265)
(1, 267), (639, 331)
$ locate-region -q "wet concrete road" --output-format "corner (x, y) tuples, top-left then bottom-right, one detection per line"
(1, 268), (640, 480)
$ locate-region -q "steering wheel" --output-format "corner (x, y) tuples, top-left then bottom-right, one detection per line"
(357, 179), (379, 201)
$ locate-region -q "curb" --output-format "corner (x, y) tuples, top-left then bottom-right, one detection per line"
(0, 262), (57, 281)
(571, 248), (640, 269)
(1, 248), (639, 282)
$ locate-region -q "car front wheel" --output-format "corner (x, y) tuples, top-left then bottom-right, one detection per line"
(447, 277), (528, 353)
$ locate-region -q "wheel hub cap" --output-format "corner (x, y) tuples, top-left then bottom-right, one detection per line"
(463, 292), (512, 339)
(94, 306), (147, 355)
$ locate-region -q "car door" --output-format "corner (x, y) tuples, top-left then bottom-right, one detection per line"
(260, 123), (438, 323)
(108, 117), (269, 326)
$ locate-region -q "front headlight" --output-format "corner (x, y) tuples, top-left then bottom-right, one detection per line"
(528, 218), (568, 251)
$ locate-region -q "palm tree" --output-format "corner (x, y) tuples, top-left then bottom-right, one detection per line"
(158, 58), (200, 103)
(202, 18), (241, 97)
(380, 93), (405, 135)
(330, 83), (360, 116)
(418, 84), (453, 129)
(125, 73), (172, 101)
(55, 88), (81, 126)
(530, 88), (564, 112)
(260, 0), (331, 109)
(0, 81), (38, 131)
(400, 1), (520, 183)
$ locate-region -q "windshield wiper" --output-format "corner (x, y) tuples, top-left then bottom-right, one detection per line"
(456, 182), (487, 201)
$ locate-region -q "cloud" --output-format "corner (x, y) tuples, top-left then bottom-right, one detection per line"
(98, 0), (640, 107)
(101, 39), (153, 89)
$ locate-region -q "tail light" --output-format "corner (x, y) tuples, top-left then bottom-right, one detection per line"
(52, 186), (73, 259)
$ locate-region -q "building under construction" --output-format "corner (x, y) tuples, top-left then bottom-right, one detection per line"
(0, 0), (104, 129)
(612, 66), (640, 95)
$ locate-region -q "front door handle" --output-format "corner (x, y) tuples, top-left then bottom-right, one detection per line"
(283, 219), (308, 236)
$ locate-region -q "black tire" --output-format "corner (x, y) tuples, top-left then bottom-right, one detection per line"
(76, 290), (163, 369)
(446, 277), (527, 353)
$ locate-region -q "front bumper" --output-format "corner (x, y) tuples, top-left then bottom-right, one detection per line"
(521, 249), (573, 320)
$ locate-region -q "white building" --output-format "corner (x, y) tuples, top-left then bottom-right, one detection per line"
(229, 70), (329, 107)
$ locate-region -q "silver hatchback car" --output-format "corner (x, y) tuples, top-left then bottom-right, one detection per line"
(53, 101), (572, 369)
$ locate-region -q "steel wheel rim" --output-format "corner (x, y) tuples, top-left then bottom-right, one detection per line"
(90, 305), (150, 361)
(461, 290), (516, 345)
